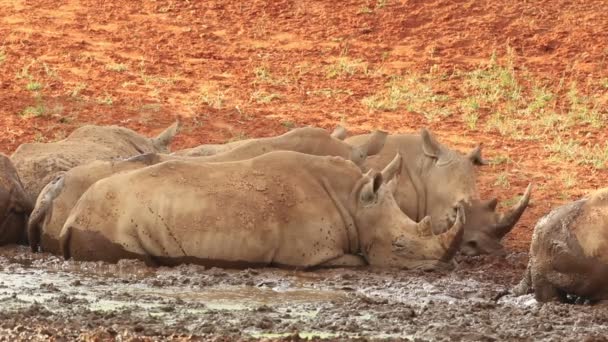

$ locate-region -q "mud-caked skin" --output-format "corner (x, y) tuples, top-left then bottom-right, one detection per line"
(0, 154), (32, 245)
(513, 188), (608, 303)
(28, 126), (386, 256)
(346, 128), (485, 234)
(459, 184), (532, 256)
(27, 153), (163, 254)
(173, 125), (387, 167)
(10, 121), (179, 205)
(60, 151), (465, 270)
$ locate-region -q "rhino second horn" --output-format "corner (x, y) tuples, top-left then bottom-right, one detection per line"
(438, 204), (465, 262)
(491, 183), (533, 239)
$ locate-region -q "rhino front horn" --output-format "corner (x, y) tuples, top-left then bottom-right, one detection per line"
(491, 183), (532, 238)
(438, 203), (465, 262)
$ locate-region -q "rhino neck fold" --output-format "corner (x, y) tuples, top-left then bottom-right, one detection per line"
(320, 178), (359, 254)
(405, 156), (429, 222)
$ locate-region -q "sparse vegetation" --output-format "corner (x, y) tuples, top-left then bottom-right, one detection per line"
(494, 172), (510, 188)
(251, 90), (281, 104)
(306, 88), (354, 98)
(106, 63), (128, 72)
(199, 85), (226, 109)
(26, 81), (43, 91)
(97, 94), (114, 105)
(362, 74), (450, 121)
(325, 57), (368, 79)
(546, 137), (608, 169)
(0, 48), (6, 64)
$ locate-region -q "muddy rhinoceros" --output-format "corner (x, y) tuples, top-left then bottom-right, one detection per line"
(0, 154), (31, 245)
(512, 188), (608, 303)
(346, 128), (530, 255)
(10, 121), (180, 205)
(173, 125), (362, 158)
(27, 126), (386, 255)
(59, 151), (465, 270)
(458, 184), (532, 256)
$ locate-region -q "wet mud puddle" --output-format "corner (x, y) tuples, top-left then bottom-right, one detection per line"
(1, 246), (607, 340)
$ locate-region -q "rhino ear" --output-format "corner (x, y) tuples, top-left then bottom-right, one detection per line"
(360, 171), (383, 204)
(153, 120), (180, 151)
(358, 130), (388, 157)
(330, 125), (348, 140)
(381, 153), (402, 183)
(484, 198), (499, 211)
(467, 145), (488, 165)
(421, 128), (441, 159)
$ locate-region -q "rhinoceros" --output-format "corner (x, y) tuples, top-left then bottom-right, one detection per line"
(512, 188), (608, 303)
(59, 151), (465, 270)
(0, 154), (31, 245)
(173, 125), (354, 157)
(346, 128), (485, 235)
(459, 184), (532, 256)
(348, 129), (532, 255)
(27, 126), (386, 254)
(10, 121), (180, 205)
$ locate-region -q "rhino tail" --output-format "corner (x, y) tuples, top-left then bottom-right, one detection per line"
(60, 224), (73, 260)
(152, 120), (181, 151)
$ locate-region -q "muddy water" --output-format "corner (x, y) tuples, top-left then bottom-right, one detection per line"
(0, 246), (607, 341)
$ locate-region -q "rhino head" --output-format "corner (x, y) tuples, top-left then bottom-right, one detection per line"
(459, 184), (532, 256)
(351, 153), (465, 270)
(413, 128), (486, 234)
(0, 155), (32, 245)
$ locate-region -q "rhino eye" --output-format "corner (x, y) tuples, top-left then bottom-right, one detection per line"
(465, 241), (478, 249)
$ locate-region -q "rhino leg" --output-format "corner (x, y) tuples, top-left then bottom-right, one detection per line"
(512, 260), (533, 296)
(531, 272), (568, 303)
(318, 254), (367, 268)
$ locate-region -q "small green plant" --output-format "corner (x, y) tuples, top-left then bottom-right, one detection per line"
(281, 120), (295, 128)
(325, 57), (367, 79)
(26, 81), (43, 91)
(251, 90), (281, 104)
(462, 112), (479, 130)
(546, 137), (608, 169)
(494, 172), (510, 188)
(106, 63), (128, 72)
(97, 94), (114, 105)
(306, 88), (353, 98)
(561, 172), (577, 188)
(199, 85), (225, 109)
(358, 6), (373, 14)
(491, 154), (512, 165)
(69, 83), (87, 98)
(376, 0), (388, 8)
(20, 103), (46, 118)
(0, 48), (7, 64)
(362, 74), (450, 121)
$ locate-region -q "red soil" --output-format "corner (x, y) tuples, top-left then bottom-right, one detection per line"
(1, 0), (607, 253)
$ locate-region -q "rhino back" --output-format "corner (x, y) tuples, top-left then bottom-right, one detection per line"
(62, 154), (358, 267)
(571, 189), (608, 264)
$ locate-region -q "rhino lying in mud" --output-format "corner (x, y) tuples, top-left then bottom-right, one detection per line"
(27, 126), (386, 254)
(172, 125), (350, 157)
(512, 188), (608, 303)
(459, 184), (532, 256)
(59, 151), (465, 270)
(10, 121), (180, 205)
(347, 128), (531, 255)
(0, 154), (31, 245)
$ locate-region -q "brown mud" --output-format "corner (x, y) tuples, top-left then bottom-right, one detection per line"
(1, 245), (607, 341)
(1, 0), (608, 340)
